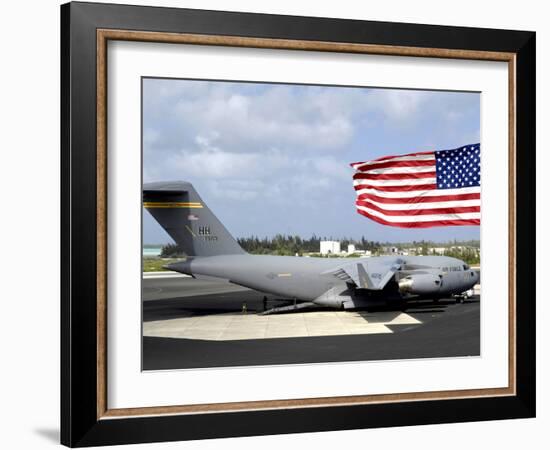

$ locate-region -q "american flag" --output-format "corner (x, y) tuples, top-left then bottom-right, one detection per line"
(350, 144), (480, 228)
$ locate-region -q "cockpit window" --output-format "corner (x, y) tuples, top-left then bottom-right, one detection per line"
(463, 264), (470, 270)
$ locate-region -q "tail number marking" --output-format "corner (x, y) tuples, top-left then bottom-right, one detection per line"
(198, 226), (211, 235)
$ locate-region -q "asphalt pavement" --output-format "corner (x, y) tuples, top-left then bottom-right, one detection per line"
(142, 276), (480, 370)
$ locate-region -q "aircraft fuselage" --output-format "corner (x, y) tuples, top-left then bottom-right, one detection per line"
(167, 254), (479, 308)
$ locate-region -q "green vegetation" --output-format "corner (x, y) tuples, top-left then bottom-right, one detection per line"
(441, 247), (480, 265)
(160, 243), (184, 258)
(305, 252), (364, 259)
(399, 240), (480, 264)
(236, 234), (383, 256)
(142, 257), (180, 272)
(236, 235), (479, 262)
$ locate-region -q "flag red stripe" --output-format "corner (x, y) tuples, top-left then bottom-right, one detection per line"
(353, 171), (437, 181)
(352, 159), (436, 172)
(355, 208), (480, 228)
(351, 150), (434, 166)
(355, 200), (480, 216)
(370, 150), (434, 162)
(356, 192), (480, 204)
(354, 183), (437, 192)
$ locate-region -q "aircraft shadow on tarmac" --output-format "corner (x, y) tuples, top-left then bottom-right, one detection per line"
(141, 291), (480, 370)
(142, 298), (481, 370)
(143, 290), (479, 323)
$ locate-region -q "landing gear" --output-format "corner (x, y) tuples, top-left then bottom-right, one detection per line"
(455, 294), (467, 304)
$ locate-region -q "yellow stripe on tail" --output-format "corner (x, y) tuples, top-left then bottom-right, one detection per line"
(143, 202), (203, 208)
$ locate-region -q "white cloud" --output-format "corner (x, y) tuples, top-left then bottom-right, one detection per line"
(312, 156), (351, 180)
(207, 179), (265, 201)
(149, 83), (357, 155)
(143, 79), (480, 240)
(173, 149), (260, 178)
(143, 81), (362, 203)
(367, 89), (430, 120)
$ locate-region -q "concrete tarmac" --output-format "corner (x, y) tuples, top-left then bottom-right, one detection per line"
(142, 276), (480, 370)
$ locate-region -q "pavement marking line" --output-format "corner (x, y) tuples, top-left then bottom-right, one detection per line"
(143, 311), (422, 341)
(142, 271), (191, 279)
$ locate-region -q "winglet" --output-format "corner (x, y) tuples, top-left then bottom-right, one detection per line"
(356, 263), (374, 289)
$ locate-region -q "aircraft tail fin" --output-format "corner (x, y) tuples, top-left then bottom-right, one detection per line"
(143, 181), (246, 257)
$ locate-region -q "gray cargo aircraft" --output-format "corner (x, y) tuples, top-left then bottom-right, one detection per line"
(144, 181), (480, 312)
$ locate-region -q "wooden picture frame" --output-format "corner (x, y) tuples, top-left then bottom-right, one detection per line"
(61, 1), (535, 446)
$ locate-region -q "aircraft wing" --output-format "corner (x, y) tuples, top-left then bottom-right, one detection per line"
(323, 258), (403, 290)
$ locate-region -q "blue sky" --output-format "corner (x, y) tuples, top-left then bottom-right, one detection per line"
(143, 78), (480, 244)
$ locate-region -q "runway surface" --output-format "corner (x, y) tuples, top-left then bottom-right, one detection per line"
(143, 276), (480, 370)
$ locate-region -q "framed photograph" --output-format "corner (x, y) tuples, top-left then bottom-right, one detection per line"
(61, 1), (535, 447)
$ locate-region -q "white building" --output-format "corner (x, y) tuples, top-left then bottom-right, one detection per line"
(347, 244), (356, 254)
(382, 246), (399, 255)
(320, 240), (341, 255)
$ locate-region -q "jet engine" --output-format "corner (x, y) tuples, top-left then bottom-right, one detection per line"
(398, 273), (442, 295)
